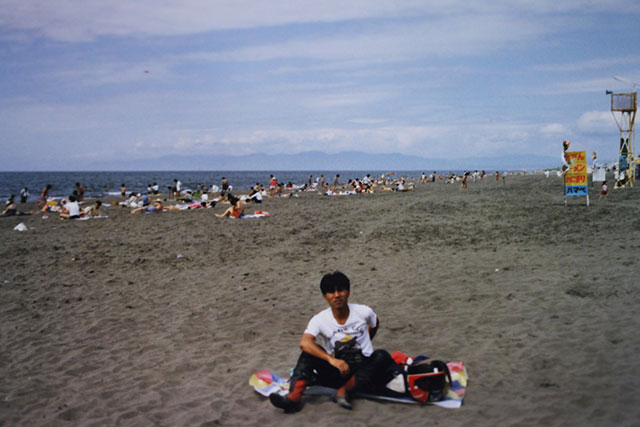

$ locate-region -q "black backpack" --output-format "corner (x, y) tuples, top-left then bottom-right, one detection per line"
(405, 360), (452, 402)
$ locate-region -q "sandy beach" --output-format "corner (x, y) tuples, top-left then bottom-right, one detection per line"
(1, 174), (639, 426)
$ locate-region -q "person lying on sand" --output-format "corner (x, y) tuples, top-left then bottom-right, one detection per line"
(215, 194), (245, 218)
(395, 180), (415, 192)
(162, 204), (183, 211)
(130, 200), (163, 214)
(270, 271), (396, 413)
(2, 197), (39, 217)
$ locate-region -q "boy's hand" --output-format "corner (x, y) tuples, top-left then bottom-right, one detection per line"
(329, 357), (350, 376)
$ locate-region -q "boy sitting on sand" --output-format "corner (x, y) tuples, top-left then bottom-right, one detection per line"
(83, 200), (103, 217)
(270, 271), (396, 413)
(59, 195), (81, 220)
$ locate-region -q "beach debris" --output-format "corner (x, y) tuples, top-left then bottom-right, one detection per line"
(177, 253), (183, 259)
(13, 223), (27, 231)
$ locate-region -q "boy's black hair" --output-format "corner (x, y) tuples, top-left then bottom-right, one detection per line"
(320, 271), (350, 294)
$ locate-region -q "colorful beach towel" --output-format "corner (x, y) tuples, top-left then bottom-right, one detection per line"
(242, 211), (270, 218)
(250, 361), (467, 408)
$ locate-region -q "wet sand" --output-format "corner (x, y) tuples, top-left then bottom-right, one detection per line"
(1, 174), (639, 426)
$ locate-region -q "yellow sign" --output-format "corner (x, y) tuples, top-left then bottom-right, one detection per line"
(564, 151), (588, 196)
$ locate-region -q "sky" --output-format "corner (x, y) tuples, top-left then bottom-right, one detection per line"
(1, 0), (640, 170)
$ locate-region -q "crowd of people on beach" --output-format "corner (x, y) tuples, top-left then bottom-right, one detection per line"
(2, 166), (599, 221)
(7, 137), (632, 221)
(0, 173), (399, 219)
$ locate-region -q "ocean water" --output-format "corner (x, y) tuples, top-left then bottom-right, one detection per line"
(0, 170), (430, 201)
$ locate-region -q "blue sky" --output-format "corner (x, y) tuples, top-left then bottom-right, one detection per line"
(1, 1), (640, 170)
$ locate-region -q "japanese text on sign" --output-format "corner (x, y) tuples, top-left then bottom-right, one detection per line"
(564, 151), (588, 197)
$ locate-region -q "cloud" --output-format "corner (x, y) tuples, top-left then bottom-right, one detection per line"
(181, 13), (544, 65)
(348, 118), (389, 125)
(533, 55), (640, 72)
(577, 111), (616, 133)
(3, 0), (639, 170)
(540, 123), (568, 136)
(0, 0), (587, 47)
(0, 0), (423, 42)
(51, 61), (170, 88)
(157, 120), (550, 160)
(0, 99), (106, 132)
(537, 77), (616, 95)
(301, 90), (391, 109)
(168, 125), (453, 156)
(514, 0), (639, 14)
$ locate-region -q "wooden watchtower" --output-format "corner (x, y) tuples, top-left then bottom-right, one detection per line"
(610, 92), (636, 188)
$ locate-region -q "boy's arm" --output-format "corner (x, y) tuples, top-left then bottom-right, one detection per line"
(299, 333), (350, 376)
(368, 318), (379, 340)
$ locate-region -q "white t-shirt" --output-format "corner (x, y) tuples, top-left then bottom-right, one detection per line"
(67, 201), (80, 217)
(304, 303), (377, 357)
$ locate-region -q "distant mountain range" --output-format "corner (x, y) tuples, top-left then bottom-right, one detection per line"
(89, 150), (558, 171)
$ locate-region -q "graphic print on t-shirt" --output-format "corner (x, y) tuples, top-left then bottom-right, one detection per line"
(333, 335), (364, 364)
(329, 322), (368, 352)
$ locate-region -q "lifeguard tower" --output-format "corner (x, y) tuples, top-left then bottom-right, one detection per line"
(610, 91), (636, 188)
